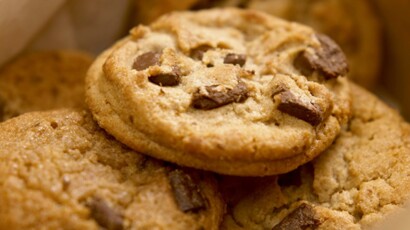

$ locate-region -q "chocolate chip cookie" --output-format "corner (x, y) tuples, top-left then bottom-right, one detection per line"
(0, 50), (93, 122)
(220, 83), (410, 229)
(0, 109), (224, 229)
(86, 8), (351, 176)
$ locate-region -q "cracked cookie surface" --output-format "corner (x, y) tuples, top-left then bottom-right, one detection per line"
(86, 8), (351, 176)
(0, 50), (93, 122)
(0, 109), (224, 229)
(220, 83), (410, 229)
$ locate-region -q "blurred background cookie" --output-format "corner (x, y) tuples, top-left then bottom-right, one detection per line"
(373, 0), (410, 121)
(134, 0), (198, 25)
(0, 50), (93, 122)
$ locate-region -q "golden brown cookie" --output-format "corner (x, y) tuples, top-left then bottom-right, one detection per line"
(220, 83), (410, 229)
(0, 50), (93, 122)
(86, 8), (351, 176)
(0, 109), (224, 229)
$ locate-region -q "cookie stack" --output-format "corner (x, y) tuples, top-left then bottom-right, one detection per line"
(0, 8), (409, 230)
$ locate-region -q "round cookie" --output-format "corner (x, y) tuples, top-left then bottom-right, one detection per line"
(0, 50), (93, 122)
(0, 109), (224, 229)
(220, 83), (410, 229)
(86, 8), (351, 176)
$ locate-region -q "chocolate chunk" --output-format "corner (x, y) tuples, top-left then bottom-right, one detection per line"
(168, 169), (206, 213)
(293, 52), (315, 77)
(192, 81), (249, 110)
(273, 203), (321, 230)
(149, 67), (181, 86)
(133, 51), (162, 71)
(294, 34), (349, 79)
(190, 45), (212, 60)
(224, 53), (246, 67)
(87, 197), (123, 230)
(276, 91), (323, 126)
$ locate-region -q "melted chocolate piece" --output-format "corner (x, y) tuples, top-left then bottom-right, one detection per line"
(273, 203), (321, 230)
(149, 67), (181, 86)
(87, 197), (123, 230)
(276, 90), (323, 126)
(224, 53), (246, 67)
(133, 51), (162, 71)
(293, 52), (315, 77)
(192, 81), (249, 110)
(190, 45), (213, 60)
(168, 169), (206, 213)
(294, 34), (349, 79)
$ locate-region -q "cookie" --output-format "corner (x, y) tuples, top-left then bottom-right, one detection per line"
(246, 0), (382, 88)
(220, 83), (410, 229)
(86, 8), (351, 176)
(0, 109), (224, 229)
(0, 50), (93, 122)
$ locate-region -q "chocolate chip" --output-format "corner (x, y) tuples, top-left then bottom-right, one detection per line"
(293, 52), (314, 77)
(133, 51), (162, 71)
(192, 81), (249, 110)
(148, 67), (181, 86)
(294, 34), (349, 79)
(276, 90), (323, 126)
(190, 45), (213, 60)
(224, 53), (246, 67)
(168, 169), (206, 213)
(87, 197), (123, 230)
(273, 203), (321, 230)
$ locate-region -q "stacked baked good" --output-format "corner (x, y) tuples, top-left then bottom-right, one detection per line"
(0, 8), (408, 230)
